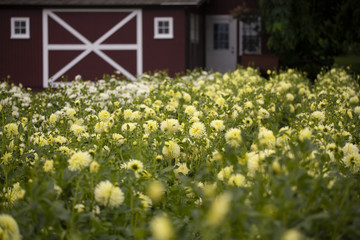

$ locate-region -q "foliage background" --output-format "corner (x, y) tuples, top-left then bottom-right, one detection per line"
(1, 68), (360, 239)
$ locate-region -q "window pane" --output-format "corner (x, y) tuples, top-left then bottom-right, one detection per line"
(214, 23), (229, 49)
(242, 19), (261, 54)
(15, 21), (20, 27)
(20, 21), (26, 27)
(243, 35), (260, 53)
(15, 28), (20, 34)
(157, 20), (170, 35)
(20, 28), (26, 34)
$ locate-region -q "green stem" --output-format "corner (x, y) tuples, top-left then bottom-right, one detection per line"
(130, 192), (135, 228)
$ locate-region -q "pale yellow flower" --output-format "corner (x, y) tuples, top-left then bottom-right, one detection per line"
(0, 214), (21, 240)
(66, 108), (76, 119)
(70, 124), (86, 136)
(143, 120), (158, 134)
(3, 183), (25, 207)
(121, 122), (137, 132)
(184, 105), (197, 116)
(43, 160), (54, 172)
(244, 101), (254, 109)
(350, 95), (359, 104)
(123, 109), (133, 121)
(210, 150), (223, 162)
(150, 214), (174, 240)
(354, 106), (360, 115)
(243, 117), (253, 126)
(189, 122), (206, 138)
(74, 203), (85, 213)
(4, 123), (18, 137)
(54, 135), (67, 144)
(206, 192), (232, 226)
(299, 128), (312, 141)
(258, 108), (270, 119)
(98, 110), (110, 121)
(342, 143), (359, 156)
(147, 181), (165, 202)
(138, 192), (152, 210)
(342, 152), (360, 173)
(215, 97), (225, 107)
(281, 229), (304, 240)
(174, 163), (190, 177)
(49, 113), (59, 124)
(162, 140), (180, 159)
(228, 173), (246, 187)
(217, 166), (233, 181)
(68, 151), (92, 171)
(90, 161), (100, 173)
(131, 111), (142, 121)
(210, 120), (225, 132)
(127, 159), (144, 174)
(247, 152), (260, 175)
(160, 119), (179, 135)
(183, 92), (191, 102)
(94, 121), (108, 133)
(225, 128), (242, 147)
(286, 93), (295, 101)
(1, 152), (12, 165)
(94, 180), (124, 208)
(258, 127), (276, 149)
(311, 111), (325, 122)
(59, 146), (71, 155)
(112, 133), (125, 145)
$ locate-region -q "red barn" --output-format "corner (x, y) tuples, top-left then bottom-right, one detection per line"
(0, 0), (278, 89)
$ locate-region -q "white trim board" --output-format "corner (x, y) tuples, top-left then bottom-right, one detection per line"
(42, 9), (143, 88)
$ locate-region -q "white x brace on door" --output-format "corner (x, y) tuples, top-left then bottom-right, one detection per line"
(42, 9), (142, 88)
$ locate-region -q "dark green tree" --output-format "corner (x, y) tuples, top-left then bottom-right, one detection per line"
(258, 0), (360, 77)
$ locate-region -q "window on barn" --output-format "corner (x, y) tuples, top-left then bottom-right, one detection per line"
(190, 14), (200, 44)
(213, 23), (229, 49)
(239, 17), (261, 55)
(11, 17), (30, 39)
(154, 17), (174, 39)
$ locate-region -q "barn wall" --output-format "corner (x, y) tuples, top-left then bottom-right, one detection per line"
(0, 7), (43, 88)
(143, 9), (186, 75)
(205, 0), (259, 15)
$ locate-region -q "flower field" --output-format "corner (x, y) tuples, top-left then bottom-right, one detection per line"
(1, 67), (360, 239)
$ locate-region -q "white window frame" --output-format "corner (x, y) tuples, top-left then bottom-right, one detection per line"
(239, 17), (261, 55)
(11, 17), (30, 39)
(154, 17), (173, 39)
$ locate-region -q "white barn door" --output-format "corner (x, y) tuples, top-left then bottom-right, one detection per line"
(206, 15), (236, 73)
(42, 9), (142, 88)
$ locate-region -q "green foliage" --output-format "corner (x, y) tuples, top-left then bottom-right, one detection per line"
(259, 0), (360, 78)
(0, 68), (360, 239)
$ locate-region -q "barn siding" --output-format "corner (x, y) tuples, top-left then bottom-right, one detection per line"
(0, 1), (278, 88)
(205, 0), (259, 15)
(0, 7), (43, 88)
(143, 9), (186, 75)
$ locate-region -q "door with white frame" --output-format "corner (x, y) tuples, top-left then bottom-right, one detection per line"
(206, 15), (236, 73)
(42, 9), (142, 88)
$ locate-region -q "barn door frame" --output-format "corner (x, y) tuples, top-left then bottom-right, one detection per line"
(42, 8), (143, 88)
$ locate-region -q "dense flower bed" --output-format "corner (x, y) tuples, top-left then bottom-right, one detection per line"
(1, 68), (360, 239)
